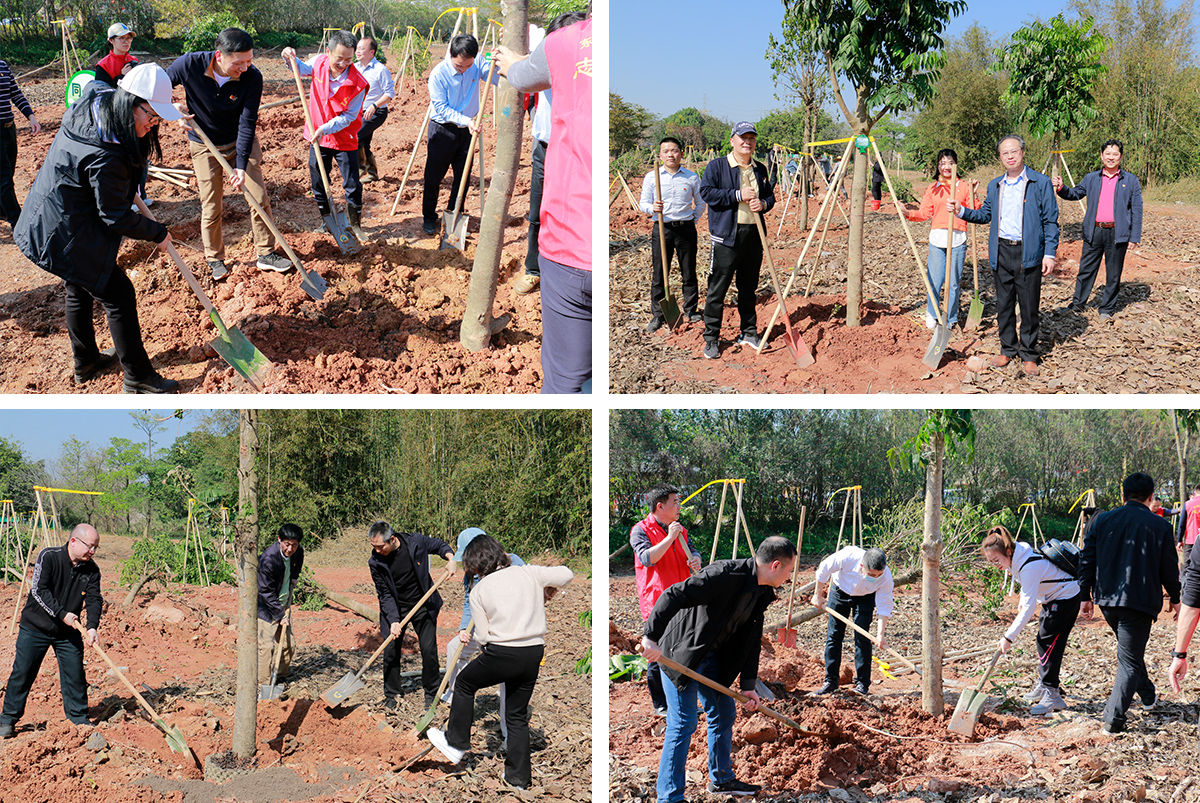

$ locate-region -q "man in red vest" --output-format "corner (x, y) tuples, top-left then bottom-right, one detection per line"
(630, 484), (701, 716)
(1178, 485), (1200, 569)
(283, 33), (369, 234)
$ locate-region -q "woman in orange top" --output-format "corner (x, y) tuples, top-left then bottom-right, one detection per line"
(904, 149), (977, 329)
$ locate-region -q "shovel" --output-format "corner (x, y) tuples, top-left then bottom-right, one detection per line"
(821, 605), (922, 678)
(291, 58), (360, 255)
(321, 566), (454, 707)
(259, 612), (290, 701)
(948, 650), (1003, 736)
(922, 165), (957, 368)
(72, 621), (190, 755)
(134, 196), (273, 390)
(187, 121), (329, 301)
(652, 158), (681, 329)
(965, 184), (983, 332)
(776, 509), (805, 646)
(441, 56), (499, 252)
(753, 212), (815, 368)
(412, 620), (475, 736)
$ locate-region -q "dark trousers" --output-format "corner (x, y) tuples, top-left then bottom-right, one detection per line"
(381, 607), (440, 700)
(1, 623), (90, 726)
(309, 145), (362, 212)
(538, 255), (591, 394)
(0, 123), (19, 224)
(446, 643), (543, 788)
(524, 139), (547, 276)
(423, 120), (471, 224)
(1035, 594), (1080, 688)
(1074, 227), (1127, 314)
(358, 106), (389, 158)
(647, 660), (668, 711)
(650, 221), (699, 321)
(993, 239), (1042, 362)
(824, 584), (875, 690)
(1099, 606), (1156, 729)
(704, 223), (762, 343)
(871, 179), (883, 202)
(65, 271), (153, 381)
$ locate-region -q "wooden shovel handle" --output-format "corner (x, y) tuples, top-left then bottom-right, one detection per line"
(72, 620), (165, 726)
(821, 605), (922, 677)
(450, 57), (498, 220)
(356, 565), (455, 680)
(970, 185), (980, 284)
(973, 650), (1003, 693)
(431, 620), (475, 702)
(653, 159), (670, 296)
(289, 58), (339, 204)
(783, 509), (805, 627)
(134, 195), (217, 318)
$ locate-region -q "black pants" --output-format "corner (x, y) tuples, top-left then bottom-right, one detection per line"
(0, 122), (19, 224)
(1074, 226), (1127, 314)
(446, 643), (543, 788)
(703, 223), (762, 343)
(824, 584), (875, 690)
(524, 138), (547, 276)
(309, 146), (361, 212)
(423, 120), (471, 224)
(1035, 594), (1080, 688)
(358, 106), (389, 159)
(65, 271), (153, 381)
(381, 607), (440, 700)
(0, 623), (90, 726)
(1099, 605), (1156, 729)
(650, 221), (699, 322)
(647, 660), (668, 711)
(871, 179), (883, 202)
(993, 239), (1042, 362)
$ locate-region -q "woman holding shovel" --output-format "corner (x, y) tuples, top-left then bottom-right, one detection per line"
(981, 525), (1081, 717)
(903, 149), (977, 330)
(427, 534), (573, 790)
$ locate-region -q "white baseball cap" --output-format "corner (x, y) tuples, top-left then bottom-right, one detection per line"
(107, 22), (134, 38)
(118, 64), (183, 121)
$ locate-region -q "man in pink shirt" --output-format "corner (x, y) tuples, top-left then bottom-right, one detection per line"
(1053, 140), (1142, 321)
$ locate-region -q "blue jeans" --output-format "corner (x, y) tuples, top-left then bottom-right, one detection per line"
(926, 240), (967, 325)
(656, 653), (736, 803)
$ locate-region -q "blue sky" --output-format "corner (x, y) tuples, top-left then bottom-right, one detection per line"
(611, 0), (1089, 122)
(1, 409), (205, 465)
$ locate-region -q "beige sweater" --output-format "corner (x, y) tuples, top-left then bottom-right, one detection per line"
(470, 564), (575, 647)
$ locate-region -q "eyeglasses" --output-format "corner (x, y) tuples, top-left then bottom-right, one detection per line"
(73, 537), (100, 552)
(137, 104), (162, 124)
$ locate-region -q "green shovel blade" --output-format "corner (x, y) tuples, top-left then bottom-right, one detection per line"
(207, 310), (273, 390)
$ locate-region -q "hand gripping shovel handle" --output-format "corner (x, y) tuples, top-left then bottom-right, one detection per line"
(267, 609), (290, 687)
(822, 605), (922, 678)
(71, 620), (168, 731)
(448, 56), (498, 223)
(353, 565), (456, 682)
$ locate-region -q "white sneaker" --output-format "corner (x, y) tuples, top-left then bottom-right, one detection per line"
(1022, 680), (1047, 704)
(1030, 687), (1066, 716)
(427, 728), (465, 763)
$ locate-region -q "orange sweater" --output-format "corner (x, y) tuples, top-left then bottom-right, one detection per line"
(907, 179), (976, 232)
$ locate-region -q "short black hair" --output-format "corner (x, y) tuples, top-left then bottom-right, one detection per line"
(1101, 138), (1124, 155)
(367, 521), (394, 541)
(462, 533), (512, 578)
(1124, 472), (1155, 502)
(215, 27), (254, 54)
(645, 483), (679, 514)
(359, 36), (377, 54)
(450, 34), (478, 59)
(756, 535), (797, 565)
(548, 11), (587, 34)
(278, 523), (303, 542)
(659, 137), (683, 151)
(329, 30), (356, 53)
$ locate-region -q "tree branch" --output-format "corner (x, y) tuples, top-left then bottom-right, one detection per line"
(826, 51), (856, 127)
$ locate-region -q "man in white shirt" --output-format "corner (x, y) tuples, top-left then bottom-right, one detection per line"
(811, 545), (894, 696)
(354, 36), (394, 184)
(640, 137), (705, 332)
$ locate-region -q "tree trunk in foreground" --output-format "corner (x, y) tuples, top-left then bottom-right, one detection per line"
(846, 141), (868, 326)
(921, 431), (945, 715)
(232, 410), (260, 759)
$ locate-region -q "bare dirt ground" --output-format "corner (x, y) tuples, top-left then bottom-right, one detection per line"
(609, 563), (1198, 802)
(609, 174), (1200, 394)
(0, 532), (591, 802)
(0, 46), (543, 394)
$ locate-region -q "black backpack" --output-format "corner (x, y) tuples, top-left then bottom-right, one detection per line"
(1022, 539), (1079, 580)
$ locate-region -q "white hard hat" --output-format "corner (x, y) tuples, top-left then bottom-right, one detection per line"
(118, 63), (183, 121)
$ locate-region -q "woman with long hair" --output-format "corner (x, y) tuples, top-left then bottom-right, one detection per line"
(15, 63), (182, 392)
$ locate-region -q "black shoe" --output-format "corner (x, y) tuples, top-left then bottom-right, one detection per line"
(423, 220), (438, 235)
(853, 680), (869, 695)
(810, 680), (837, 696)
(646, 318), (664, 333)
(687, 312), (703, 322)
(708, 778), (761, 796)
(0, 721), (13, 739)
(704, 341), (720, 360)
(1142, 687), (1157, 710)
(74, 347), (118, 384)
(209, 259), (229, 281)
(381, 697), (398, 711)
(1102, 721), (1125, 735)
(123, 372), (179, 394)
(1062, 303), (1085, 313)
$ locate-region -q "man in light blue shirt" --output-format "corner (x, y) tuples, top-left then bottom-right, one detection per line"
(640, 137), (705, 331)
(354, 36), (395, 184)
(422, 33), (500, 235)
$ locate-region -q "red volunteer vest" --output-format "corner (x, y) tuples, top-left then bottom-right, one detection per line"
(633, 514), (693, 619)
(1185, 497), (1200, 546)
(308, 55), (368, 151)
(540, 18), (592, 270)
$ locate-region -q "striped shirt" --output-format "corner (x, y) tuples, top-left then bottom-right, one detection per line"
(0, 60), (34, 127)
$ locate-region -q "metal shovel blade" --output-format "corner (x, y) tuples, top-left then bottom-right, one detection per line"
(660, 294), (682, 330)
(258, 681), (284, 701)
(155, 718), (190, 754)
(207, 310), (272, 390)
(297, 267), (329, 302)
(947, 687), (988, 735)
(321, 672), (365, 707)
(413, 695), (440, 736)
(776, 627), (797, 648)
(780, 327), (816, 369)
(965, 291), (983, 332)
(922, 323), (950, 369)
(323, 208), (360, 255)
(440, 210), (469, 251)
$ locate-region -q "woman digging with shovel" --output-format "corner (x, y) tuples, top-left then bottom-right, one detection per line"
(981, 525), (1082, 717)
(427, 534), (574, 790)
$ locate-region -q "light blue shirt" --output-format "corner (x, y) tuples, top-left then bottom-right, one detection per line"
(428, 55), (501, 128)
(531, 89), (552, 144)
(293, 55), (366, 139)
(998, 167), (1028, 242)
(356, 56), (395, 108)
(639, 166), (705, 224)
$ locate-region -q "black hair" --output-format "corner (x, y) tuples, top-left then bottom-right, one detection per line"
(449, 34), (478, 58)
(548, 11), (587, 34)
(756, 535), (797, 564)
(1124, 472), (1155, 502)
(930, 148), (958, 179)
(462, 533), (512, 579)
(278, 522), (303, 542)
(1100, 138), (1124, 155)
(645, 483), (680, 514)
(97, 86), (160, 166)
(359, 36), (377, 54)
(367, 520), (394, 541)
(329, 30), (357, 53)
(659, 137), (683, 151)
(215, 27), (254, 54)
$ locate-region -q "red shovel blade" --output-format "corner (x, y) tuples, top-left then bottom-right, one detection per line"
(779, 320), (816, 369)
(776, 628), (797, 648)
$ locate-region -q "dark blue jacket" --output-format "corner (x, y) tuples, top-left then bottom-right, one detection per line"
(257, 541), (305, 623)
(1079, 500), (1180, 618)
(1056, 168), (1142, 245)
(166, 51), (263, 171)
(959, 168), (1059, 270)
(368, 531), (453, 635)
(699, 156), (775, 248)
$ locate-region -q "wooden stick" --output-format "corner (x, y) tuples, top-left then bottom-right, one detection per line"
(808, 152), (851, 227)
(710, 481), (729, 565)
(261, 95), (300, 111)
(822, 605), (922, 677)
(618, 173), (640, 213)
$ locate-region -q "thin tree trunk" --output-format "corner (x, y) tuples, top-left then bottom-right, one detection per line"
(460, 0), (528, 351)
(799, 112), (811, 230)
(921, 431), (945, 715)
(232, 410), (260, 759)
(123, 570), (156, 606)
(847, 141), (868, 326)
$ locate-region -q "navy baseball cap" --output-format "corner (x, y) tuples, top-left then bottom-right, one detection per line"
(731, 121), (757, 137)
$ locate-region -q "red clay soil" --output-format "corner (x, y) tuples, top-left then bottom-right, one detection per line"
(0, 47), (542, 394)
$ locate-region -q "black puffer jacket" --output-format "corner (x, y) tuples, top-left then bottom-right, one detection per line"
(14, 82), (166, 295)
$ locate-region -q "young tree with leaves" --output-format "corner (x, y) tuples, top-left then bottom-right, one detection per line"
(610, 93), (652, 155)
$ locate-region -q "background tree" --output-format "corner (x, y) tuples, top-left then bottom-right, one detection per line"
(1166, 410), (1200, 509)
(610, 93), (653, 155)
(232, 409), (260, 759)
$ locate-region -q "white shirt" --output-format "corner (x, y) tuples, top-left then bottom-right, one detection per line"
(1003, 541), (1081, 643)
(639, 166), (705, 224)
(815, 545), (895, 617)
(998, 167), (1028, 242)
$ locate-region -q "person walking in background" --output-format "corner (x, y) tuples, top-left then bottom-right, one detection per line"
(353, 36), (394, 185)
(1053, 140), (1142, 321)
(640, 137), (704, 332)
(811, 545), (894, 696)
(904, 149), (977, 329)
(1178, 485), (1200, 568)
(0, 56), (40, 234)
(1079, 472), (1180, 734)
(257, 523), (304, 685)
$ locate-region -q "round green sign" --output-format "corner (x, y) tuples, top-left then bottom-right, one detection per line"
(65, 69), (96, 107)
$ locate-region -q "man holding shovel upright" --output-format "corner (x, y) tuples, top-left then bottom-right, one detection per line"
(640, 138), (705, 333)
(354, 36), (394, 185)
(811, 546), (894, 697)
(631, 483), (702, 717)
(0, 524), (102, 737)
(641, 536), (796, 801)
(167, 28), (291, 280)
(368, 521), (456, 709)
(283, 34), (369, 237)
(257, 523), (305, 688)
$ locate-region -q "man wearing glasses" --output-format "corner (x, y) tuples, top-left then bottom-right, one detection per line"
(0, 525), (103, 737)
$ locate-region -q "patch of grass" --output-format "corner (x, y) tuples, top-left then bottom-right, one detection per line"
(1145, 175), (1200, 207)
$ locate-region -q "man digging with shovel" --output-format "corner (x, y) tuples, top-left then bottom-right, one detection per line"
(258, 523), (304, 696)
(811, 546), (894, 697)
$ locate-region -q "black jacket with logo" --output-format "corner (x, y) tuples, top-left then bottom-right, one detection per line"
(21, 544), (102, 635)
(257, 540), (305, 623)
(368, 531), (453, 636)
